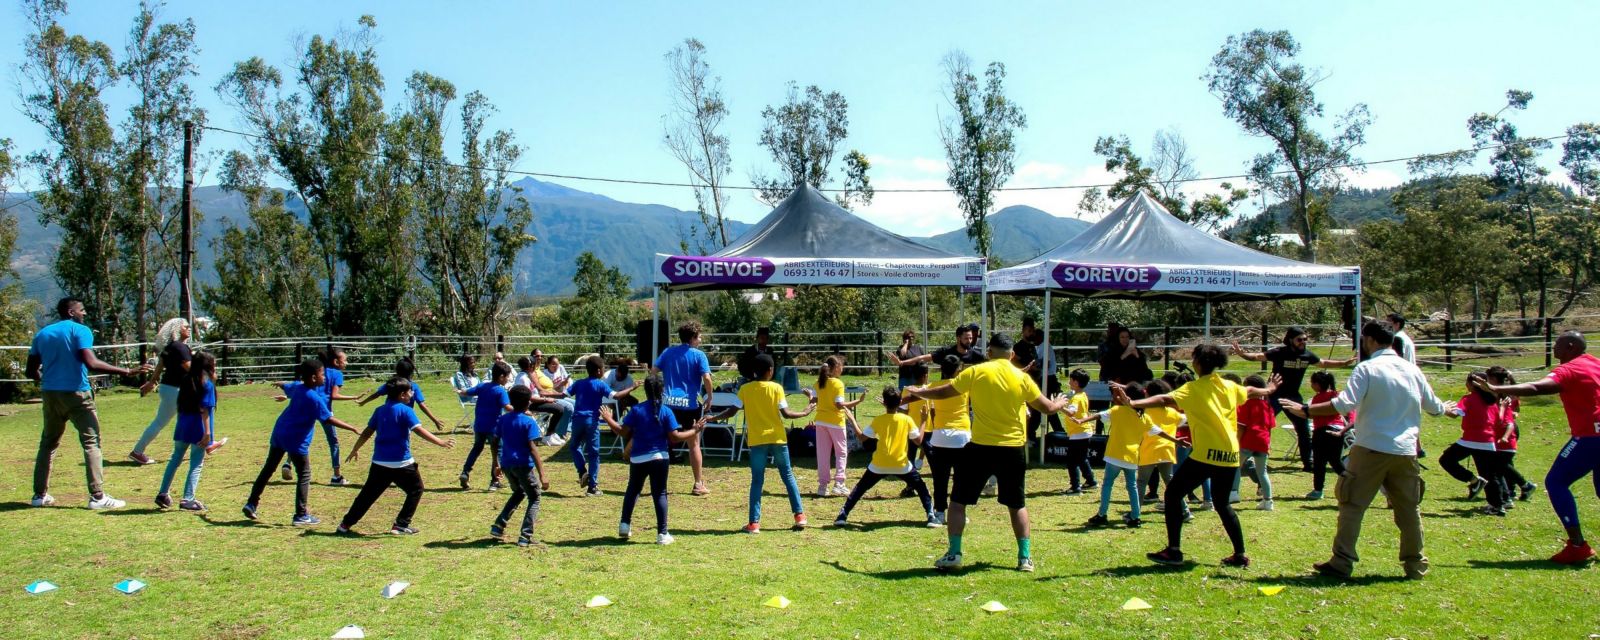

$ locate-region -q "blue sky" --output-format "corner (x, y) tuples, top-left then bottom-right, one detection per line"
(3, 0), (1597, 236)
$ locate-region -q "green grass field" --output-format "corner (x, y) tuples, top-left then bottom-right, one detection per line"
(3, 364), (1598, 639)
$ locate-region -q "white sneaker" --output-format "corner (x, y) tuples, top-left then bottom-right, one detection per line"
(544, 434), (567, 448)
(1229, 491), (1241, 504)
(932, 511), (946, 526)
(1257, 499), (1275, 512)
(88, 494), (126, 510)
(30, 494), (55, 507)
(934, 552), (963, 571)
(656, 532), (674, 546)
(981, 478), (999, 497)
(618, 522), (631, 539)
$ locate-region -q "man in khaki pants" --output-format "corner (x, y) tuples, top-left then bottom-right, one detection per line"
(1286, 320), (1447, 580)
(26, 297), (149, 509)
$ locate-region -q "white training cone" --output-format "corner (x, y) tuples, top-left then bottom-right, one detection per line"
(980, 600), (1008, 613)
(381, 581), (409, 599)
(586, 595), (613, 608)
(113, 579), (146, 595)
(1121, 597), (1152, 611)
(331, 625), (365, 639)
(763, 595), (791, 609)
(25, 581), (58, 594)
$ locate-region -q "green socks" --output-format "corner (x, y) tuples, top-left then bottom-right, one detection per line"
(1018, 538), (1031, 560)
(948, 535), (963, 556)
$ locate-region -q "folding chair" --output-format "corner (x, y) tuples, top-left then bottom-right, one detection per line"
(599, 397), (624, 455)
(1277, 423), (1301, 462)
(702, 392), (742, 461)
(454, 394), (477, 434)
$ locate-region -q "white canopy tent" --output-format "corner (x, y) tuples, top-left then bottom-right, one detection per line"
(987, 192), (1363, 462)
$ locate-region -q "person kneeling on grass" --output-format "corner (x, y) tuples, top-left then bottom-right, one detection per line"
(490, 385), (550, 547)
(708, 353), (816, 534)
(244, 358), (363, 526)
(336, 378), (454, 535)
(834, 386), (936, 528)
(1114, 345), (1280, 569)
(600, 373), (705, 545)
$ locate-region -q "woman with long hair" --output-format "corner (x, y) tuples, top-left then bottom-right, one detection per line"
(130, 318), (193, 465)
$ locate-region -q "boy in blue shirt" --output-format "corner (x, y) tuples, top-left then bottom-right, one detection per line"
(337, 378), (455, 535)
(492, 385), (550, 547)
(244, 358), (362, 525)
(652, 322), (714, 495)
(458, 361), (513, 490)
(568, 357), (617, 497)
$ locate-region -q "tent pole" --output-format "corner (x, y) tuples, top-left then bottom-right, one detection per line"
(1041, 288), (1052, 464)
(980, 285), (989, 335)
(651, 286), (661, 363)
(959, 291), (966, 326)
(1204, 297), (1212, 340)
(1354, 294), (1363, 359)
(921, 288), (929, 343)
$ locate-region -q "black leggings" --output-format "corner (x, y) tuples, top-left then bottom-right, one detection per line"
(927, 445), (960, 512)
(1498, 450), (1527, 490)
(249, 446), (310, 518)
(1439, 443), (1508, 507)
(1065, 438), (1092, 489)
(1311, 430), (1348, 491)
(840, 468), (931, 519)
(622, 458), (670, 534)
(462, 433), (502, 479)
(340, 462), (424, 529)
(1163, 459), (1245, 554)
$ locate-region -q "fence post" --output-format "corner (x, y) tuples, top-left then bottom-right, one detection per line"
(496, 334), (505, 355)
(599, 334), (607, 361)
(219, 338), (230, 386)
(1546, 318), (1556, 369)
(783, 332), (791, 367)
(1443, 320), (1453, 371)
(875, 330), (883, 376)
(1260, 324), (1269, 372)
(1163, 326), (1172, 371)
(407, 336), (416, 368)
(295, 342), (304, 363)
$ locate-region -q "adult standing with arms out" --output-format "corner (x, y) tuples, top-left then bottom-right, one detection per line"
(653, 322), (713, 496)
(1283, 321), (1448, 580)
(907, 333), (1070, 573)
(129, 317), (193, 464)
(1469, 331), (1600, 564)
(931, 326), (986, 371)
(884, 329), (932, 389)
(27, 297), (151, 509)
(1231, 327), (1356, 472)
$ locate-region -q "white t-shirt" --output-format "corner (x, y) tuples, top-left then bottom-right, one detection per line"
(602, 369), (634, 394)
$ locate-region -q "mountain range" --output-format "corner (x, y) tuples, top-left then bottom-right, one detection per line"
(2, 178), (1093, 300)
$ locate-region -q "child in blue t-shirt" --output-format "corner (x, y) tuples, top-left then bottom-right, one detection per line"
(458, 361), (513, 490)
(245, 358), (362, 526)
(492, 385), (549, 547)
(274, 347), (358, 486)
(157, 351), (222, 512)
(357, 357), (447, 431)
(568, 357), (617, 496)
(336, 377), (455, 535)
(600, 373), (704, 544)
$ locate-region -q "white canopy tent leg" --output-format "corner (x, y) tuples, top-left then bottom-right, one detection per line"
(921, 288), (929, 344)
(980, 286), (989, 336)
(1204, 297), (1212, 340)
(1041, 288), (1052, 464)
(651, 286), (661, 363)
(1354, 294), (1363, 357)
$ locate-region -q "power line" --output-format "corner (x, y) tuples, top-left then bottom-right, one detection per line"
(205, 124), (1582, 195)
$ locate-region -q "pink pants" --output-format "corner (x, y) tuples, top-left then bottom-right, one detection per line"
(815, 424), (848, 490)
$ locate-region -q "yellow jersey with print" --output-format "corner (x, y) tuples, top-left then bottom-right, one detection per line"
(902, 397), (931, 430)
(1140, 405), (1182, 465)
(950, 359), (1041, 447)
(814, 377), (847, 426)
(929, 385), (971, 432)
(1065, 393), (1093, 436)
(1100, 406), (1153, 468)
(866, 412), (921, 473)
(1167, 373), (1248, 467)
(738, 380), (791, 447)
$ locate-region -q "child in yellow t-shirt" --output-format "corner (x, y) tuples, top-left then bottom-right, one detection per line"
(1138, 380), (1190, 520)
(833, 386), (935, 528)
(814, 356), (865, 496)
(1087, 382), (1183, 528)
(708, 354), (816, 534)
(1060, 369), (1097, 494)
(924, 355), (971, 526)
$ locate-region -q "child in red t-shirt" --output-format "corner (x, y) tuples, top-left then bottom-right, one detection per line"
(1233, 375), (1277, 511)
(1306, 371), (1351, 499)
(1495, 383), (1537, 503)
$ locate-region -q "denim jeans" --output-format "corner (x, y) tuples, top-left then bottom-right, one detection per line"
(495, 465), (543, 542)
(158, 440), (206, 501)
(570, 414), (601, 489)
(1232, 449), (1273, 500)
(462, 433), (502, 479)
(1175, 446), (1213, 502)
(133, 384), (180, 455)
(1098, 463), (1141, 519)
(747, 443), (803, 524)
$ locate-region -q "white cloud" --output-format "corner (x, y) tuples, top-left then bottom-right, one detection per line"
(1339, 166), (1405, 190)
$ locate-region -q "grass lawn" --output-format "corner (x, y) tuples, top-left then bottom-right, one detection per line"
(2, 365), (1598, 639)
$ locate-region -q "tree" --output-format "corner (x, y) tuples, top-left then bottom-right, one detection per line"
(1561, 122), (1600, 198)
(752, 83), (869, 209)
(1358, 177), (1510, 321)
(1468, 90), (1556, 327)
(201, 151), (326, 338)
(560, 252), (632, 336)
(217, 15), (408, 334)
(18, 0), (126, 337)
(1205, 29), (1370, 261)
(1075, 187), (1109, 219)
(662, 38), (732, 254)
(117, 0), (204, 344)
(0, 139), (37, 396)
(1092, 131), (1247, 231)
(940, 51), (1026, 259)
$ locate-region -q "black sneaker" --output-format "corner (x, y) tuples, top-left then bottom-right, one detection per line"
(899, 486), (917, 499)
(1064, 487), (1082, 496)
(1479, 505), (1506, 517)
(1123, 516), (1143, 528)
(390, 525), (419, 535)
(1467, 478), (1485, 499)
(1082, 481), (1097, 490)
(1520, 482), (1539, 501)
(459, 473), (470, 490)
(1221, 553), (1251, 568)
(329, 475), (347, 487)
(241, 503), (259, 521)
(1313, 561), (1352, 580)
(1085, 514), (1109, 527)
(292, 514), (321, 527)
(1147, 548), (1185, 566)
(586, 486), (603, 497)
(155, 493), (173, 510)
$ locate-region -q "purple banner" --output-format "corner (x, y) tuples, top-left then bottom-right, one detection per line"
(1051, 262), (1160, 290)
(661, 256), (776, 284)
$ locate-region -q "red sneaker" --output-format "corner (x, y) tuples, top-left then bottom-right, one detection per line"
(741, 522), (761, 534)
(1551, 540), (1597, 565)
(793, 513), (808, 529)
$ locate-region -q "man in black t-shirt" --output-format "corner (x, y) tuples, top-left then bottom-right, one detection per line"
(932, 325), (986, 370)
(738, 327), (774, 381)
(1232, 326), (1356, 471)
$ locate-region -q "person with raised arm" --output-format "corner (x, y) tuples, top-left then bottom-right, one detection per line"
(1231, 327), (1356, 472)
